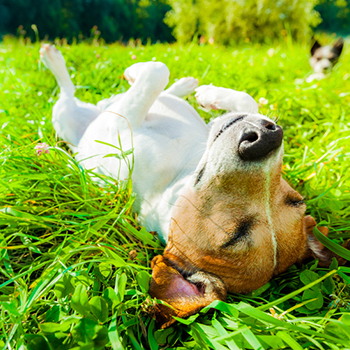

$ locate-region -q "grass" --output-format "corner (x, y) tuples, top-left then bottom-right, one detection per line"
(0, 35), (350, 349)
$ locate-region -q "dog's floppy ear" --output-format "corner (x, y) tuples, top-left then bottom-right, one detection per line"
(149, 255), (226, 328)
(333, 38), (344, 57)
(311, 40), (321, 56)
(299, 215), (350, 267)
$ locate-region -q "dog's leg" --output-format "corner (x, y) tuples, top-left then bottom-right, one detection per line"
(96, 94), (123, 112)
(195, 85), (259, 114)
(40, 44), (100, 146)
(99, 62), (170, 131)
(305, 72), (325, 83)
(164, 77), (199, 97)
(40, 44), (75, 97)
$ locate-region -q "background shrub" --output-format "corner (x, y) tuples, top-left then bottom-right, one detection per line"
(165, 0), (322, 44)
(1, 0), (350, 44)
(0, 0), (173, 43)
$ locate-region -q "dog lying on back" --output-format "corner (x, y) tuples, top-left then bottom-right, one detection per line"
(306, 38), (344, 83)
(40, 44), (349, 328)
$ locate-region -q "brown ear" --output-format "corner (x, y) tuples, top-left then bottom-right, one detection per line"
(299, 215), (350, 267)
(149, 255), (226, 328)
(333, 38), (344, 57)
(311, 40), (321, 56)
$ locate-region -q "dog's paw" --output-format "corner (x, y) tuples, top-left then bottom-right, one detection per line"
(124, 62), (168, 86)
(40, 44), (66, 73)
(195, 85), (221, 111)
(305, 72), (325, 83)
(124, 62), (146, 85)
(166, 77), (199, 97)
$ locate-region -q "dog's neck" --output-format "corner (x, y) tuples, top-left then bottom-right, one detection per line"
(136, 172), (198, 245)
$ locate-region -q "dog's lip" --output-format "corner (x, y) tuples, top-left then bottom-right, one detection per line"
(171, 273), (204, 296)
(165, 257), (206, 295)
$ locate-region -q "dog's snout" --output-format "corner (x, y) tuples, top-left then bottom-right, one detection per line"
(260, 119), (276, 131)
(241, 131), (259, 143)
(238, 119), (283, 161)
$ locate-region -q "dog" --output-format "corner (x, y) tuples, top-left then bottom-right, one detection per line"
(40, 44), (349, 328)
(306, 38), (344, 83)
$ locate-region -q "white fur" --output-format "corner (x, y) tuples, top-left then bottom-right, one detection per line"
(309, 46), (333, 74)
(41, 44), (268, 244)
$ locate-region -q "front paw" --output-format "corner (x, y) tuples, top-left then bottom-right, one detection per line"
(124, 62), (149, 85)
(168, 77), (199, 96)
(124, 62), (169, 86)
(195, 85), (221, 111)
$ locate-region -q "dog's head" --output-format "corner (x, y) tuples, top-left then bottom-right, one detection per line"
(150, 113), (348, 328)
(310, 38), (344, 74)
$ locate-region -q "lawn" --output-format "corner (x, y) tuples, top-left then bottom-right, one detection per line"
(1, 36), (350, 349)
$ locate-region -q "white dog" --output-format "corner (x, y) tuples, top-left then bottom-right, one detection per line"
(41, 45), (349, 327)
(40, 44), (260, 244)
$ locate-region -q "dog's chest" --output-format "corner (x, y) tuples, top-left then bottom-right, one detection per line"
(76, 95), (208, 241)
(131, 120), (206, 195)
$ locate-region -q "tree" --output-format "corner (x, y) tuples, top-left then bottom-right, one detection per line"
(0, 0), (173, 43)
(165, 0), (322, 44)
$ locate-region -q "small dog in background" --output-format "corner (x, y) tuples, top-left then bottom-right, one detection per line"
(306, 38), (344, 82)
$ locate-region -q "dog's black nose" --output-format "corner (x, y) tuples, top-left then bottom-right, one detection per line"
(238, 119), (283, 161)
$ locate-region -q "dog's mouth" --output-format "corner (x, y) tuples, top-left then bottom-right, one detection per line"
(150, 255), (209, 300)
(167, 262), (206, 296)
(150, 254), (227, 328)
(176, 275), (206, 296)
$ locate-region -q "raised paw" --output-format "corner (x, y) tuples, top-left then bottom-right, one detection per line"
(124, 62), (169, 86)
(195, 85), (221, 111)
(40, 44), (67, 74)
(124, 62), (147, 86)
(165, 77), (199, 97)
(195, 85), (258, 113)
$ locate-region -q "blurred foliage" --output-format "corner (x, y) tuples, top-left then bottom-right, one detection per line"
(165, 0), (322, 44)
(316, 0), (350, 35)
(0, 0), (350, 44)
(0, 0), (173, 43)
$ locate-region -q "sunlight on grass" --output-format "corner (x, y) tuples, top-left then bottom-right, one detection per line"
(0, 37), (350, 349)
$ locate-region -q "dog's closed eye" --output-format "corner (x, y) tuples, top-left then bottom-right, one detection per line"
(194, 164), (206, 186)
(213, 115), (246, 143)
(285, 195), (305, 207)
(222, 218), (254, 248)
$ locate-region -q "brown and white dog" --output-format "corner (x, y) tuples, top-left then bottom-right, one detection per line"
(40, 44), (349, 329)
(306, 38), (344, 83)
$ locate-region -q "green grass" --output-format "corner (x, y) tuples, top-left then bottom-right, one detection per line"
(1, 36), (350, 349)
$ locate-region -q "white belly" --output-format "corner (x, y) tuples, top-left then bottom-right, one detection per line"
(76, 93), (208, 243)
